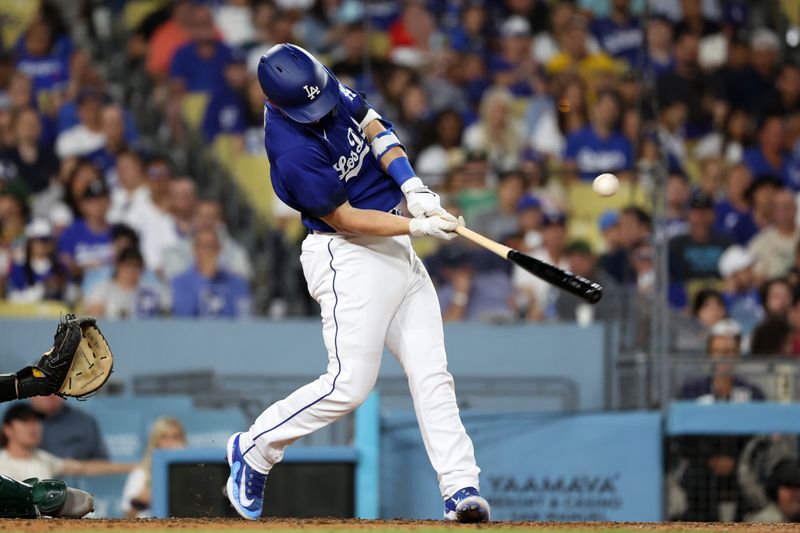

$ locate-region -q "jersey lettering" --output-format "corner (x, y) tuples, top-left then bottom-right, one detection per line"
(332, 127), (369, 182)
(339, 84), (357, 101)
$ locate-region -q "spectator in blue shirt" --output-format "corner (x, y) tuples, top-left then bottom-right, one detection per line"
(743, 116), (797, 190)
(564, 89), (633, 181)
(201, 48), (247, 143)
(590, 0), (643, 68)
(668, 191), (732, 307)
(714, 164), (753, 241)
(729, 176), (781, 245)
(57, 178), (114, 284)
(718, 245), (762, 334)
(665, 173), (691, 238)
(448, 3), (490, 56)
(171, 227), (251, 318)
(669, 191), (732, 283)
(431, 243), (515, 323)
(13, 22), (71, 98)
(488, 16), (537, 97)
(7, 219), (70, 304)
(169, 6), (232, 95)
(642, 15), (674, 78)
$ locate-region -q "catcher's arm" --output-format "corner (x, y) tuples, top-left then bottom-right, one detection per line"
(0, 374), (23, 402)
(0, 315), (113, 401)
(0, 368), (53, 401)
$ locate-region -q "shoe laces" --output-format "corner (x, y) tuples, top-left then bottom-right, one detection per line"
(452, 487), (480, 502)
(245, 468), (267, 499)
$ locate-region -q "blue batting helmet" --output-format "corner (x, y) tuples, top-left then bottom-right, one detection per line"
(257, 43), (340, 123)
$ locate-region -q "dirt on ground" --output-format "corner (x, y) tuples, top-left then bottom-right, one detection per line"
(1, 519), (800, 532)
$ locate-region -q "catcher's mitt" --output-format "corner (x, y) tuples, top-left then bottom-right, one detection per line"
(16, 315), (113, 399)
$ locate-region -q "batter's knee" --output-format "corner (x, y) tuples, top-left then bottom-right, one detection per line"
(330, 365), (379, 412)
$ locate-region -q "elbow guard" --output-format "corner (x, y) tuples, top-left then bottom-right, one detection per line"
(370, 129), (403, 161)
(357, 107), (381, 130)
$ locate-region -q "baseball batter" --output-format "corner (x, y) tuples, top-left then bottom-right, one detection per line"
(226, 44), (489, 522)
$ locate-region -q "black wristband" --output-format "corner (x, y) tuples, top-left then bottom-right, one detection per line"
(0, 374), (18, 402)
(15, 367), (53, 399)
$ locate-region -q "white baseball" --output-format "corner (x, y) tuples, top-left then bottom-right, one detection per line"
(593, 173), (619, 197)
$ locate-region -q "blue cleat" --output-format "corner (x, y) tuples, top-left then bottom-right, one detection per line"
(443, 487), (491, 523)
(226, 432), (267, 520)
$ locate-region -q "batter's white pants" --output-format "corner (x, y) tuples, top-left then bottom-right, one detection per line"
(238, 233), (480, 498)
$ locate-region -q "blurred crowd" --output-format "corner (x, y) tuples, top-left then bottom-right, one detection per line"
(0, 0), (799, 337)
(0, 0), (255, 319)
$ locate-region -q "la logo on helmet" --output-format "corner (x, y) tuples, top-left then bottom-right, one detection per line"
(303, 85), (321, 100)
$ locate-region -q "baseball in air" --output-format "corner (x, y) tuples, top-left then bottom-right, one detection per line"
(593, 173), (619, 197)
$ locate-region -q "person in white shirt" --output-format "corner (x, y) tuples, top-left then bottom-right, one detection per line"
(0, 403), (133, 481)
(121, 417), (186, 518)
(107, 149), (156, 228)
(462, 86), (524, 173)
(108, 150), (178, 271)
(55, 89), (107, 159)
(212, 0), (256, 46)
(162, 199), (252, 281)
(168, 178), (198, 240)
(83, 247), (166, 319)
(513, 211), (570, 320)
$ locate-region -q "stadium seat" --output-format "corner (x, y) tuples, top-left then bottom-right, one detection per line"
(369, 32), (391, 58)
(566, 180), (650, 250)
(181, 93), (209, 131)
(567, 218), (604, 251)
(232, 155), (273, 223)
(567, 180), (650, 220)
(0, 301), (72, 318)
(783, 0), (800, 24)
(684, 278), (724, 308)
(0, 1), (37, 50)
(212, 134), (242, 171)
(124, 0), (166, 32)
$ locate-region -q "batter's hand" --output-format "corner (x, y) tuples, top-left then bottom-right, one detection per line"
(402, 177), (451, 220)
(410, 215), (464, 241)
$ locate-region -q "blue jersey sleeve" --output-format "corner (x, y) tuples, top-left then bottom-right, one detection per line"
(564, 132), (579, 161)
(275, 145), (348, 218)
(169, 45), (190, 82)
(337, 84), (371, 124)
(336, 82), (397, 131)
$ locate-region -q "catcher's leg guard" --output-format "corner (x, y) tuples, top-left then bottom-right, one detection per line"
(0, 475), (92, 519)
(56, 486), (94, 517)
(26, 478), (92, 518)
(28, 478), (68, 517)
(0, 475), (37, 518)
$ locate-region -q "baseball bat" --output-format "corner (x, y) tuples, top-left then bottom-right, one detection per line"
(454, 226), (603, 304)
